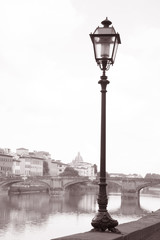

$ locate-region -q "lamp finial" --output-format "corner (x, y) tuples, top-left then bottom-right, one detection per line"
(101, 17), (112, 27)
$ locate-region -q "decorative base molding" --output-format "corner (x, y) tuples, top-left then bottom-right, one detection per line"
(91, 211), (120, 232)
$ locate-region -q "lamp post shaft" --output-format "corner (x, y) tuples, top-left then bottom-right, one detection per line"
(98, 74), (109, 212)
(91, 72), (119, 232)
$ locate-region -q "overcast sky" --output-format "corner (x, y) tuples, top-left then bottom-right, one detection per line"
(0, 0), (160, 176)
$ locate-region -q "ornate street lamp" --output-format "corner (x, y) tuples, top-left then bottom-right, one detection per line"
(90, 17), (121, 232)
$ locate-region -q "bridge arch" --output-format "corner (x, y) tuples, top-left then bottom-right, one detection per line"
(0, 179), (51, 189)
(63, 179), (90, 189)
(107, 180), (122, 188)
(0, 180), (24, 188)
(137, 182), (160, 195)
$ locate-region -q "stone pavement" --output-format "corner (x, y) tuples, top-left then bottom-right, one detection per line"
(51, 209), (160, 240)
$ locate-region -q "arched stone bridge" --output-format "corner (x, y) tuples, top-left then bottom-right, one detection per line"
(1, 176), (160, 197)
(107, 177), (160, 198)
(0, 176), (90, 196)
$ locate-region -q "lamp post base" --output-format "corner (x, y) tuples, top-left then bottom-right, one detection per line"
(91, 211), (120, 233)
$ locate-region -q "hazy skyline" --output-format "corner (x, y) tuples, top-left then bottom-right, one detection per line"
(0, 0), (160, 176)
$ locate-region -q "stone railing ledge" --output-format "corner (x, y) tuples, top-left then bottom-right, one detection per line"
(51, 209), (160, 240)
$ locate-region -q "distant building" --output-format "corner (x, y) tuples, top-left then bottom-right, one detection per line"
(0, 148), (21, 176)
(126, 174), (143, 178)
(19, 155), (43, 176)
(12, 156), (21, 175)
(31, 151), (51, 159)
(56, 160), (68, 175)
(0, 148), (4, 153)
(16, 149), (44, 176)
(109, 173), (143, 178)
(0, 153), (13, 176)
(3, 148), (11, 154)
(43, 158), (57, 176)
(69, 152), (96, 179)
(16, 148), (29, 156)
(31, 151), (57, 176)
(0, 147), (99, 178)
(109, 173), (127, 178)
(43, 157), (69, 176)
(30, 155), (44, 176)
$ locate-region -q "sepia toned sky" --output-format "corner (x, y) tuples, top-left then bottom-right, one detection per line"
(0, 0), (160, 176)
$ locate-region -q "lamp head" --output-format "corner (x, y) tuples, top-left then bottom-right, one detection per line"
(90, 17), (121, 71)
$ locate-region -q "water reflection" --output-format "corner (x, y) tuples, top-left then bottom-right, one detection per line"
(0, 193), (153, 225)
(8, 192), (97, 214)
(0, 191), (159, 240)
(113, 196), (147, 216)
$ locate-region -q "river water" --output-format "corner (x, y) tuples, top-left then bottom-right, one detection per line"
(0, 190), (160, 240)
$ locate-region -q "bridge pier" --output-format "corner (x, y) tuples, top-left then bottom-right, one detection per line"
(121, 179), (139, 198)
(49, 178), (64, 196)
(121, 190), (139, 199)
(49, 187), (64, 196)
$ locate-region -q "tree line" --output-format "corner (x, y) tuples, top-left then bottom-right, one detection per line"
(144, 173), (160, 179)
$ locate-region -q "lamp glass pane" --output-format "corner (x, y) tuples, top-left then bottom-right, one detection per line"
(112, 38), (119, 63)
(94, 36), (116, 60)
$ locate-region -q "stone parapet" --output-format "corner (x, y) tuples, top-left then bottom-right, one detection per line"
(51, 209), (160, 240)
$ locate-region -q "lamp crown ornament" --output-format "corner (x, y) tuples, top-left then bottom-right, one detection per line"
(101, 17), (112, 27)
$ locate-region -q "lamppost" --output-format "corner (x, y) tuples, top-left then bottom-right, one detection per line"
(90, 17), (121, 232)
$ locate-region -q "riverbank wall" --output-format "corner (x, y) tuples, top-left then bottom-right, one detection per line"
(52, 209), (160, 240)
